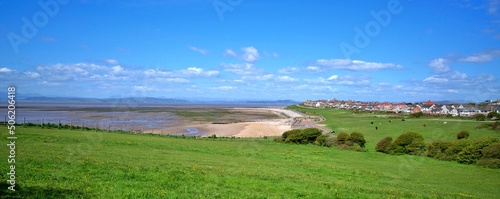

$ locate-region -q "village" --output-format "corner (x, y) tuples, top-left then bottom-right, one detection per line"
(301, 99), (500, 118)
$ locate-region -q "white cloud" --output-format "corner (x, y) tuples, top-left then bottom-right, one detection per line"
(111, 65), (124, 74)
(224, 49), (239, 58)
(105, 59), (119, 65)
(447, 89), (459, 93)
(327, 75), (339, 80)
(264, 52), (279, 58)
(459, 50), (500, 63)
(278, 67), (300, 74)
(24, 71), (40, 78)
(188, 46), (209, 55)
(132, 85), (153, 91)
(489, 0), (499, 13)
(223, 46), (260, 63)
(242, 74), (275, 81)
(210, 86), (236, 90)
(0, 67), (13, 73)
(423, 76), (449, 83)
(181, 67), (219, 77)
(275, 75), (299, 82)
(309, 75), (370, 86)
(221, 63), (262, 75)
(316, 59), (403, 71)
(306, 66), (320, 72)
(428, 58), (451, 73)
(450, 71), (468, 79)
(241, 46), (260, 62)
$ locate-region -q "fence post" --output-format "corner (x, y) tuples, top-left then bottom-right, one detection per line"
(41, 119), (44, 128)
(82, 122), (84, 131)
(108, 124), (110, 133)
(58, 120), (61, 129)
(23, 117), (26, 127)
(70, 121), (72, 130)
(95, 122), (98, 132)
(120, 125), (122, 132)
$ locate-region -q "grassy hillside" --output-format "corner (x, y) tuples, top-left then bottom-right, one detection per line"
(289, 105), (500, 151)
(1, 126), (500, 198)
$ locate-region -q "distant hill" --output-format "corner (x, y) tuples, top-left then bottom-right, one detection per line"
(245, 100), (299, 105)
(23, 97), (189, 104)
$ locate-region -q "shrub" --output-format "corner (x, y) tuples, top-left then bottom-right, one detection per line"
(487, 112), (500, 119)
(315, 134), (336, 147)
(347, 132), (366, 148)
(481, 142), (500, 159)
(456, 136), (499, 164)
(282, 129), (301, 140)
(389, 132), (426, 155)
(426, 140), (451, 160)
(476, 158), (500, 168)
(410, 112), (423, 118)
(476, 142), (500, 168)
(443, 139), (472, 161)
(493, 122), (500, 131)
(273, 136), (284, 142)
(375, 137), (393, 153)
(336, 132), (349, 145)
(283, 128), (322, 144)
(475, 114), (486, 121)
(314, 134), (328, 146)
(457, 131), (470, 140)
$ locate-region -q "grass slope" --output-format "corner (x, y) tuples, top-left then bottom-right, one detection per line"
(1, 126), (500, 198)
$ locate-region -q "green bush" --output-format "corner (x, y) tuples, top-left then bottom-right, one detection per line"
(282, 128), (322, 144)
(457, 131), (470, 140)
(426, 140), (451, 160)
(443, 139), (472, 161)
(475, 114), (486, 121)
(456, 137), (499, 164)
(315, 134), (336, 147)
(282, 129), (301, 140)
(481, 142), (500, 159)
(476, 142), (500, 168)
(493, 122), (500, 131)
(487, 112), (499, 119)
(375, 137), (393, 153)
(389, 132), (426, 155)
(347, 132), (366, 148)
(476, 158), (500, 168)
(410, 112), (423, 118)
(336, 132), (349, 145)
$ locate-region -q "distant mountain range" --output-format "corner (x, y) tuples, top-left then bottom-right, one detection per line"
(20, 96), (299, 105)
(23, 97), (189, 103)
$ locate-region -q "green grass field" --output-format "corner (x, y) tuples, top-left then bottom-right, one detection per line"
(1, 107), (500, 198)
(289, 105), (500, 151)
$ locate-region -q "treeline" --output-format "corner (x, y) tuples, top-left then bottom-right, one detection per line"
(274, 128), (367, 152)
(375, 131), (500, 168)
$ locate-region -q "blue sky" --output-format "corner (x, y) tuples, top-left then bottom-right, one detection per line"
(1, 0), (499, 102)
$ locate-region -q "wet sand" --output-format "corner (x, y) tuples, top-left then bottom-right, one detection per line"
(17, 103), (308, 137)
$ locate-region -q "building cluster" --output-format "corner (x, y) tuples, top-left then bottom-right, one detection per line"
(302, 99), (500, 117)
